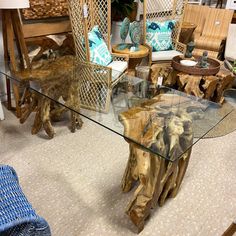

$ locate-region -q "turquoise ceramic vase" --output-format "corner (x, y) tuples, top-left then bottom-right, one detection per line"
(129, 21), (141, 51)
(118, 17), (130, 50)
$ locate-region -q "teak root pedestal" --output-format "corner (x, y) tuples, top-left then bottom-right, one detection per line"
(17, 56), (83, 138)
(150, 64), (234, 104)
(119, 96), (195, 232)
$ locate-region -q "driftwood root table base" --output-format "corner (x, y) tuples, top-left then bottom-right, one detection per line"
(177, 71), (234, 103)
(150, 64), (234, 104)
(122, 144), (191, 232)
(119, 103), (194, 232)
(18, 56), (83, 138)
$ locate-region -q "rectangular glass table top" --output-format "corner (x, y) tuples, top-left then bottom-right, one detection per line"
(1, 57), (234, 161)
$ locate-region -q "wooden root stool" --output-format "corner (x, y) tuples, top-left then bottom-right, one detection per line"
(17, 56), (83, 138)
(119, 102), (195, 232)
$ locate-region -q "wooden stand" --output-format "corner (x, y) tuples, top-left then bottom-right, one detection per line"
(119, 99), (194, 232)
(222, 222), (236, 236)
(150, 64), (234, 104)
(2, 9), (31, 117)
(179, 22), (197, 44)
(177, 70), (234, 103)
(112, 44), (149, 70)
(17, 56), (83, 138)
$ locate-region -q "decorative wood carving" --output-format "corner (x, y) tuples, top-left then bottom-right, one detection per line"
(215, 71), (234, 103)
(119, 96), (195, 232)
(17, 55), (83, 138)
(178, 73), (204, 98)
(177, 71), (234, 104)
(150, 64), (234, 104)
(21, 0), (68, 20)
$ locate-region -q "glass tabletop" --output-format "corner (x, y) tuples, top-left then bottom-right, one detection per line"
(0, 57), (234, 161)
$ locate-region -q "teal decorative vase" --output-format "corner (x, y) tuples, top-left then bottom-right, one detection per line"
(129, 21), (141, 51)
(118, 17), (130, 50)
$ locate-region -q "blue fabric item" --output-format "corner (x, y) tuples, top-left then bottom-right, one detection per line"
(146, 20), (176, 52)
(0, 165), (51, 236)
(87, 25), (112, 66)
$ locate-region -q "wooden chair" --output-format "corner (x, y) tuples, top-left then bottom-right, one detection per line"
(142, 0), (188, 67)
(183, 4), (209, 40)
(68, 0), (129, 112)
(193, 7), (234, 59)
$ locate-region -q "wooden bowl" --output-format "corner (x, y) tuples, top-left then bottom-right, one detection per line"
(172, 55), (221, 75)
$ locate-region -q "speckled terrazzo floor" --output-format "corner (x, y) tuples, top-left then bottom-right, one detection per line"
(1, 106), (236, 236)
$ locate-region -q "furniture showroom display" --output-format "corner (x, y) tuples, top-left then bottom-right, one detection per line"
(0, 0), (31, 117)
(1, 0), (236, 234)
(171, 55), (234, 103)
(0, 58), (234, 232)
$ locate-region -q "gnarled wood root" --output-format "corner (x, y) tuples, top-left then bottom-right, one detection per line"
(177, 70), (234, 103)
(178, 73), (204, 98)
(119, 103), (194, 232)
(17, 56), (83, 138)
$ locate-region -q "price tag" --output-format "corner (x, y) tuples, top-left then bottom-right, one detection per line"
(83, 4), (88, 18)
(157, 76), (163, 86)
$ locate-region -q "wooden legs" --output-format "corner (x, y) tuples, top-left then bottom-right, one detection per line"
(17, 56), (83, 138)
(122, 144), (192, 232)
(29, 90), (83, 139)
(222, 222), (236, 236)
(2, 9), (30, 117)
(119, 101), (194, 232)
(177, 72), (234, 104)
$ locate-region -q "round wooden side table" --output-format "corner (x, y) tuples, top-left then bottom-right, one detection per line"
(171, 55), (234, 103)
(112, 44), (149, 70)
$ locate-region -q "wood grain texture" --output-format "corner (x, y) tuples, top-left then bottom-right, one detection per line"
(177, 71), (234, 104)
(22, 20), (71, 39)
(4, 9), (31, 118)
(150, 64), (234, 103)
(112, 44), (149, 59)
(119, 95), (194, 232)
(17, 56), (83, 138)
(183, 5), (209, 40)
(21, 0), (68, 20)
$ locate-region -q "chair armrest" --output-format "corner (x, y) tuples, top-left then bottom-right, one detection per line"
(194, 36), (225, 51)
